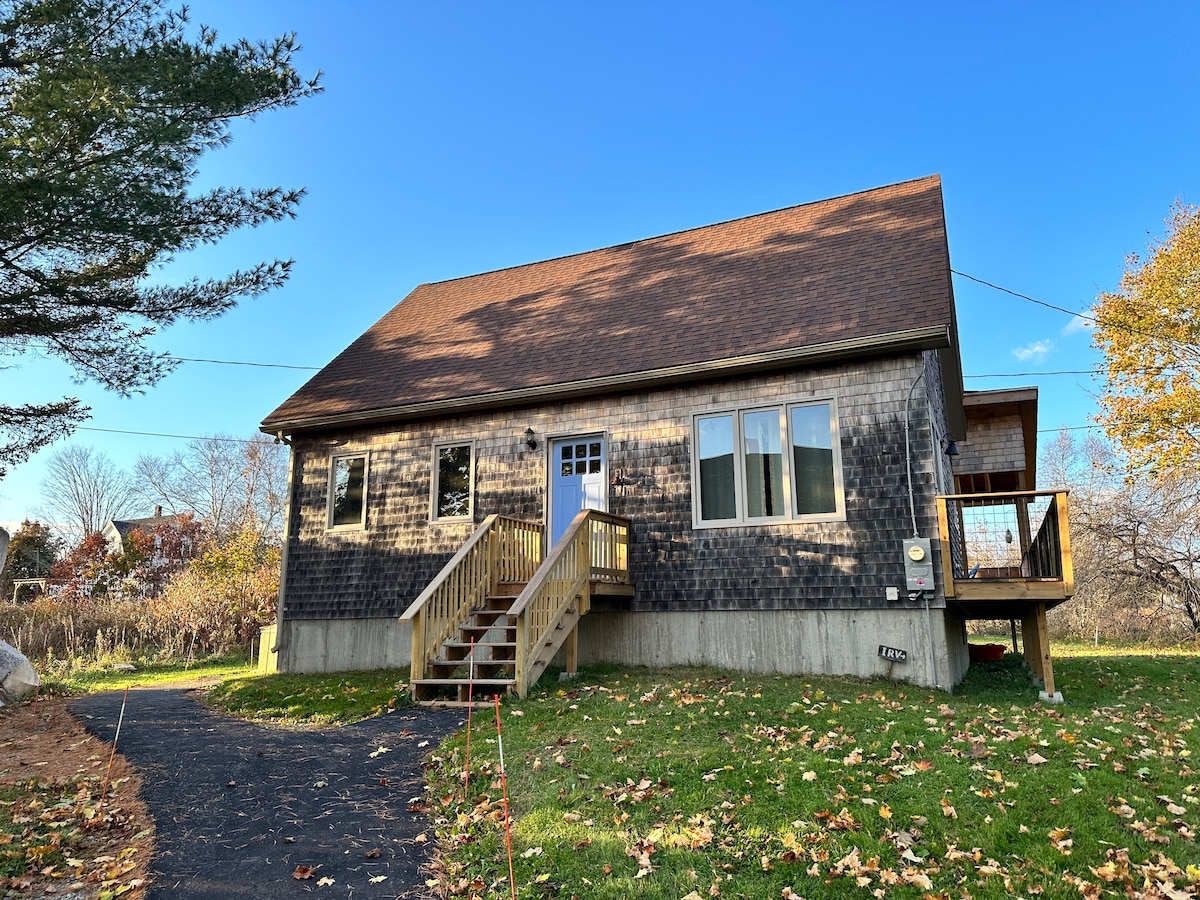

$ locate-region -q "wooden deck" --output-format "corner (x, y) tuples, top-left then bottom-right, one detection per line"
(936, 489), (1074, 698)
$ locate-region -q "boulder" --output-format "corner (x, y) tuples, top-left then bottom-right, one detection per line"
(0, 640), (39, 706)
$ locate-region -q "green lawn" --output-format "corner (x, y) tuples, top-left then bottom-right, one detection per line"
(422, 649), (1200, 899)
(204, 668), (410, 726)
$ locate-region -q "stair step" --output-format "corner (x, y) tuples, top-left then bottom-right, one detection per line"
(444, 641), (517, 651)
(430, 660), (516, 676)
(413, 677), (515, 687)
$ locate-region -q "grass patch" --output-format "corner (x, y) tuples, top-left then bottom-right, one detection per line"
(204, 669), (410, 726)
(41, 655), (252, 695)
(424, 651), (1200, 899)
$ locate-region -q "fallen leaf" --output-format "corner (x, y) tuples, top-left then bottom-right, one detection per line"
(369, 875), (387, 883)
(292, 865), (318, 880)
(317, 876), (335, 886)
(1026, 752), (1049, 765)
(369, 745), (391, 758)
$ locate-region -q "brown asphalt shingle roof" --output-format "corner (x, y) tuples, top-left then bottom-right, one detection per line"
(263, 175), (960, 432)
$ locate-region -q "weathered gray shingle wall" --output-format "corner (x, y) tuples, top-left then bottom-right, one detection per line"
(281, 354), (945, 620)
(955, 411), (1025, 476)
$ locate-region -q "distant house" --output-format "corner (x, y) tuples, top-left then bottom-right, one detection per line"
(101, 507), (195, 565)
(261, 176), (1073, 700)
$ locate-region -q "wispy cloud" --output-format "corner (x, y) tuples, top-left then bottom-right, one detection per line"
(1061, 314), (1094, 336)
(1012, 339), (1054, 362)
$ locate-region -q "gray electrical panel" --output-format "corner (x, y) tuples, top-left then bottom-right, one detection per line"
(902, 538), (933, 593)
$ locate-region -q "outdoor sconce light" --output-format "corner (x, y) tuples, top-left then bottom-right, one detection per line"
(524, 427), (538, 451)
(944, 440), (960, 457)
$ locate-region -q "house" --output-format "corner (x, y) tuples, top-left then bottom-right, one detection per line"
(101, 506), (196, 565)
(261, 175), (1073, 699)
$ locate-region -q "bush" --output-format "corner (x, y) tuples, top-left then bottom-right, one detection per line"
(1, 525), (280, 666)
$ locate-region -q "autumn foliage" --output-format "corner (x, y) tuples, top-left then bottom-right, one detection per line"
(1094, 202), (1200, 476)
(0, 520), (278, 662)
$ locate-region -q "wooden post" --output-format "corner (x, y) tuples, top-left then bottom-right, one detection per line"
(514, 615), (527, 699)
(1034, 601), (1057, 698)
(410, 610), (426, 692)
(1009, 619), (1018, 655)
(936, 497), (956, 598)
(564, 621), (579, 675)
(1020, 613), (1042, 683)
(1057, 492), (1075, 596)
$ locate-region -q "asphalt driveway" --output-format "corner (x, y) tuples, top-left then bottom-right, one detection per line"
(70, 689), (463, 899)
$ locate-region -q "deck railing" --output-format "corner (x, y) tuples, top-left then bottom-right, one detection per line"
(510, 510), (631, 697)
(936, 490), (1074, 601)
(399, 515), (542, 684)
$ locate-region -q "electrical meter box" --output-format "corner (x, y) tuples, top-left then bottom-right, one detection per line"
(902, 538), (933, 593)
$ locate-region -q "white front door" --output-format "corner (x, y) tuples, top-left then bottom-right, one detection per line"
(549, 435), (607, 547)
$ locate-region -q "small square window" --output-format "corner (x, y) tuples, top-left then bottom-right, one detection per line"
(575, 461), (587, 475)
(562, 446), (574, 460)
(588, 459), (601, 474)
(560, 462), (573, 477)
(589, 442), (601, 457)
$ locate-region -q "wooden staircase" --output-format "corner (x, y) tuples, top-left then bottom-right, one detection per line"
(412, 584), (521, 703)
(400, 511), (631, 705)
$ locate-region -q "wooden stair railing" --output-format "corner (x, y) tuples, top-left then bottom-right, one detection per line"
(509, 509), (631, 698)
(399, 515), (542, 701)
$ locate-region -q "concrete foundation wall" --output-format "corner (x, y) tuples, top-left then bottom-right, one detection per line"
(278, 618), (411, 674)
(574, 606), (965, 689)
(276, 607), (969, 690)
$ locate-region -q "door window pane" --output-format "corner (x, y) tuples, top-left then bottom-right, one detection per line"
(791, 404), (837, 515)
(697, 415), (736, 521)
(742, 410), (785, 518)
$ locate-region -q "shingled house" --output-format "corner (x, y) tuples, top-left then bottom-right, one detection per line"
(261, 176), (1074, 699)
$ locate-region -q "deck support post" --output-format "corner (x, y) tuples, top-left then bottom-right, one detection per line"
(564, 621), (579, 675)
(1032, 601), (1062, 703)
(1020, 614), (1042, 683)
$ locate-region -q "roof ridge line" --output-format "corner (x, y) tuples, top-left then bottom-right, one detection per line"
(419, 174), (942, 289)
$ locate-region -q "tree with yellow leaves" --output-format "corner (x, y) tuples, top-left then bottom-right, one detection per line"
(1093, 203), (1200, 476)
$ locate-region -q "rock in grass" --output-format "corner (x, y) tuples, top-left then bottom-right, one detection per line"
(0, 639), (40, 706)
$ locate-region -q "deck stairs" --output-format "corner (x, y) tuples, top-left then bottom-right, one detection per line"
(410, 581), (586, 704)
(401, 511), (631, 707)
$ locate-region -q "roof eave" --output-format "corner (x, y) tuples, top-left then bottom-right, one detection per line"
(263, 325), (952, 437)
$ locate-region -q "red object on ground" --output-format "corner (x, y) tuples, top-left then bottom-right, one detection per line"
(968, 643), (1006, 662)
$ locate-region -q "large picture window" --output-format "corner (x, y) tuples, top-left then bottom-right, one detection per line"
(431, 441), (474, 521)
(693, 400), (844, 527)
(327, 452), (368, 530)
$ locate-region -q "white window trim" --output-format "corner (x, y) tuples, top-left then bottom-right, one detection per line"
(326, 450), (370, 532)
(430, 439), (476, 523)
(691, 398), (846, 529)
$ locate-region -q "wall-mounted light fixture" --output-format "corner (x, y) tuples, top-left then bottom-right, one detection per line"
(943, 440), (959, 457)
(524, 427), (538, 451)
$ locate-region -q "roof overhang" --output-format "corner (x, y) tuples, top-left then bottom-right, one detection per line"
(264, 324), (955, 437)
(963, 387), (1039, 488)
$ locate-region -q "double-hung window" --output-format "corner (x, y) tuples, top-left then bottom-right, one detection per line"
(693, 400), (844, 527)
(327, 452), (369, 530)
(431, 441), (474, 521)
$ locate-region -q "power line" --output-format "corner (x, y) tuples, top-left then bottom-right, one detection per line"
(168, 355), (319, 370)
(951, 269), (1193, 349)
(76, 426), (264, 444)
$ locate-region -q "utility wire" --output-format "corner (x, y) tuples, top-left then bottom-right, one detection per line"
(76, 426), (264, 444)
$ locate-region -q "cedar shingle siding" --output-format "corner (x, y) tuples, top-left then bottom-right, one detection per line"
(280, 353), (947, 620)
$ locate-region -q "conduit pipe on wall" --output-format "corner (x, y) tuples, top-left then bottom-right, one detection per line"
(270, 434), (298, 661)
(904, 365), (940, 690)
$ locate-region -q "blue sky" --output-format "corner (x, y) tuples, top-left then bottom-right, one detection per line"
(3, 1), (1199, 529)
